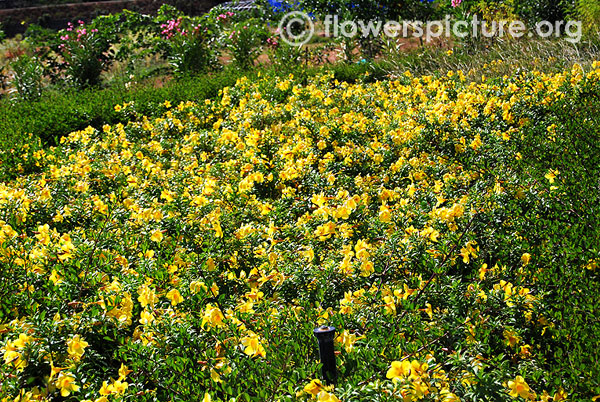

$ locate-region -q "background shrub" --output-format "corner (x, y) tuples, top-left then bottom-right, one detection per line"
(222, 19), (268, 70)
(8, 54), (44, 101)
(577, 0), (600, 34)
(57, 20), (114, 88)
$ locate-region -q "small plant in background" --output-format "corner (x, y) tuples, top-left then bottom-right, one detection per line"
(18, 24), (64, 83)
(57, 20), (112, 88)
(216, 11), (236, 25)
(100, 11), (165, 83)
(578, 0), (600, 35)
(448, 0), (520, 53)
(222, 20), (268, 70)
(0, 72), (6, 98)
(266, 33), (304, 68)
(9, 54), (44, 102)
(160, 16), (219, 76)
(358, 35), (384, 61)
(337, 34), (359, 63)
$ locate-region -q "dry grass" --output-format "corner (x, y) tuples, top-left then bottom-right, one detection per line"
(380, 35), (600, 80)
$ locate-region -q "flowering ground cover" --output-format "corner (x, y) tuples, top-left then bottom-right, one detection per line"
(1, 63), (600, 401)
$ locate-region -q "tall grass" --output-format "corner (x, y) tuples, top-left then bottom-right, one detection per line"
(381, 37), (600, 81)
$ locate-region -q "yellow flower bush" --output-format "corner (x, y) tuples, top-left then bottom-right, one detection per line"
(1, 63), (600, 400)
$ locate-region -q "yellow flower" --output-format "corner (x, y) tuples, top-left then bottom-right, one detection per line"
(49, 359), (64, 380)
(553, 388), (567, 401)
(519, 344), (532, 358)
(98, 378), (128, 395)
(99, 380), (112, 395)
(49, 270), (63, 285)
(13, 333), (31, 349)
(304, 379), (324, 396)
(336, 330), (362, 353)
(161, 190), (175, 202)
(112, 379), (128, 394)
(503, 329), (521, 349)
(314, 221), (336, 241)
(360, 260), (374, 277)
(507, 375), (531, 399)
(240, 333), (266, 358)
(138, 284), (158, 308)
(521, 253), (531, 266)
(386, 360), (411, 379)
(118, 363), (132, 380)
(544, 169), (558, 184)
(470, 133), (482, 150)
(202, 304), (225, 328)
(317, 391), (340, 402)
(386, 360), (428, 380)
(190, 280), (207, 294)
(412, 378), (430, 398)
(166, 289), (183, 306)
(140, 309), (155, 325)
(441, 390), (461, 401)
(56, 372), (79, 397)
(92, 196), (109, 215)
(67, 335), (89, 360)
(3, 345), (27, 371)
(150, 229), (164, 243)
(424, 303), (433, 319)
(213, 221), (223, 238)
(379, 204), (392, 223)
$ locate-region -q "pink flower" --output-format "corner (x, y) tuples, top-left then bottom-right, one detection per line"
(451, 0), (462, 7)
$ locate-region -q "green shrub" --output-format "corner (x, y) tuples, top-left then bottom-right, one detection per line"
(222, 19), (268, 70)
(57, 20), (114, 88)
(0, 59), (391, 182)
(266, 37), (304, 70)
(2, 61), (600, 401)
(9, 54), (44, 102)
(577, 0), (600, 34)
(0, 71), (238, 179)
(159, 14), (220, 77)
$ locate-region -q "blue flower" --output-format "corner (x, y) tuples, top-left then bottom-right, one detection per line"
(267, 0), (294, 13)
